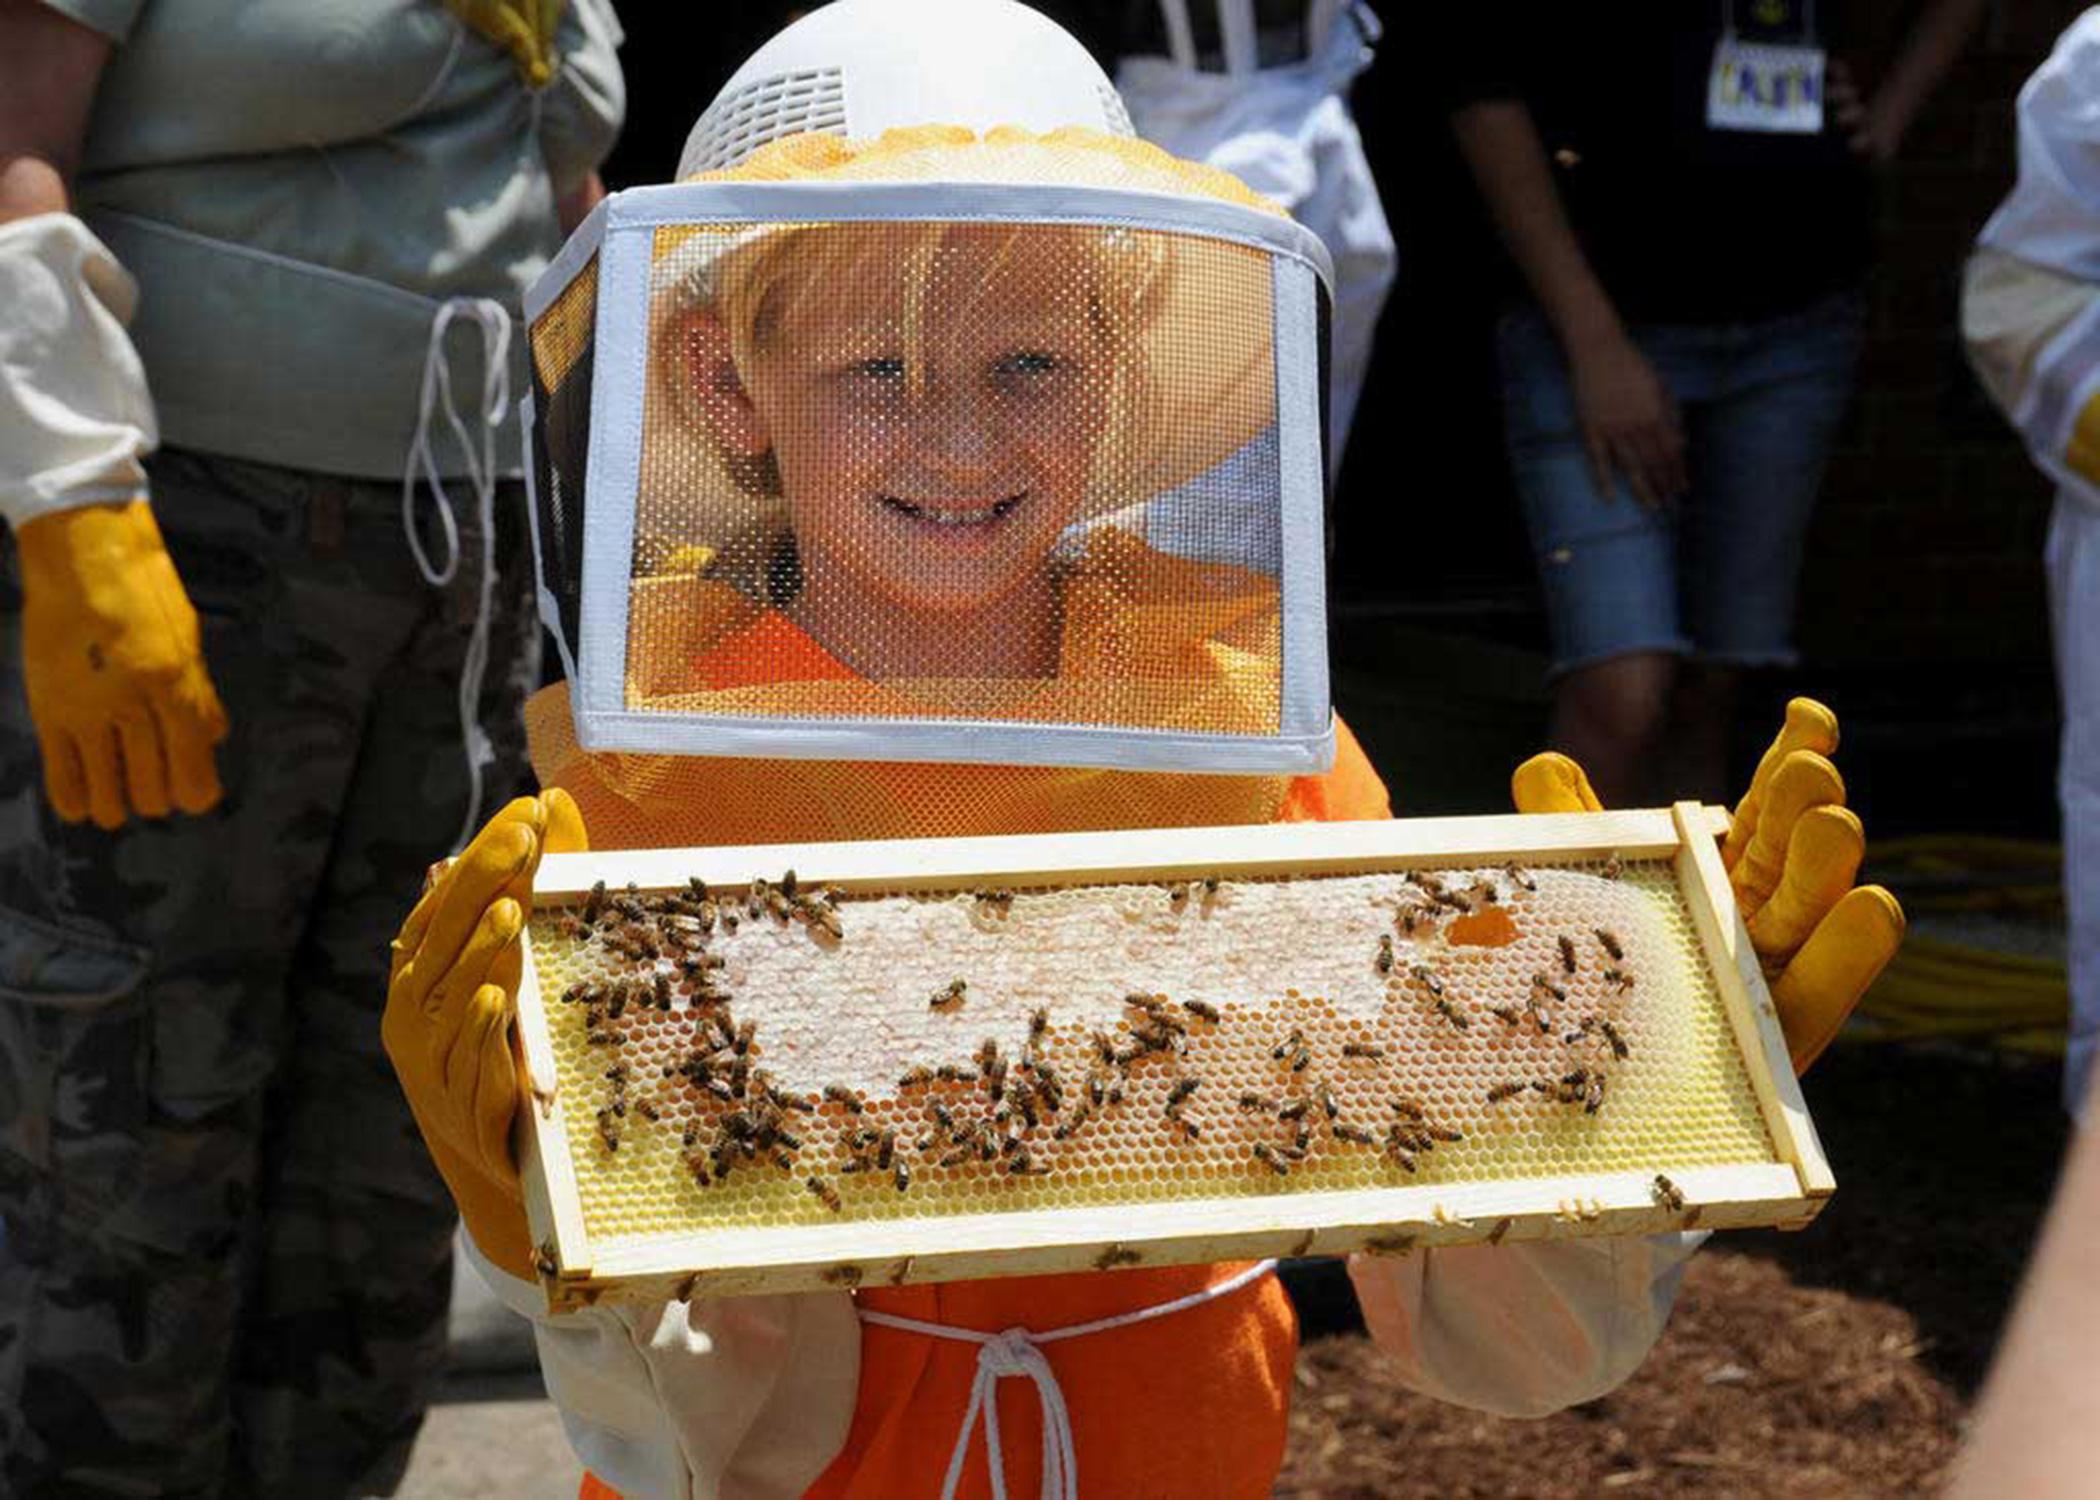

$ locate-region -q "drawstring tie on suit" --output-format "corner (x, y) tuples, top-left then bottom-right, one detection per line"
(857, 1257), (1277, 1500)
(402, 295), (513, 852)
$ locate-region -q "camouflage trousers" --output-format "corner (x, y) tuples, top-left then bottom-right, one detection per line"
(0, 449), (541, 1497)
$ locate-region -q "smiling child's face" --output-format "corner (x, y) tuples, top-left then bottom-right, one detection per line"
(734, 228), (1117, 618)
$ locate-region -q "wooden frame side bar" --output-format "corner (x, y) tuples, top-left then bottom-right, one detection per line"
(1669, 802), (1836, 1200)
(513, 932), (596, 1278)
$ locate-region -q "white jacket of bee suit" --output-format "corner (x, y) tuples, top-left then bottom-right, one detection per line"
(1116, 0), (1396, 474)
(1963, 7), (2100, 1116)
(466, 1226), (1699, 1500)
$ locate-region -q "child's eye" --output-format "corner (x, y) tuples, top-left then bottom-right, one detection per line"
(996, 352), (1061, 378)
(850, 356), (907, 381)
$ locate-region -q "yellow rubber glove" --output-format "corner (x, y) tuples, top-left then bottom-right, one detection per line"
(383, 789), (588, 1282)
(16, 498), (229, 828)
(1511, 698), (1905, 1075)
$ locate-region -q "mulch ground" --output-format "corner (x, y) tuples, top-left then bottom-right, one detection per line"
(1272, 1044), (2071, 1498)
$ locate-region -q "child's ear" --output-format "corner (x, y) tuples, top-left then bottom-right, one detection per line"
(679, 309), (771, 456)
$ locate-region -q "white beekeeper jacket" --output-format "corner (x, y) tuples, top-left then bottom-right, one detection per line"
(466, 1226), (1698, 1500)
(1116, 0), (1396, 471)
(1962, 6), (2100, 1116)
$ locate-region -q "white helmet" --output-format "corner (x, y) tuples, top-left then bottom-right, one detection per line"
(677, 0), (1135, 179)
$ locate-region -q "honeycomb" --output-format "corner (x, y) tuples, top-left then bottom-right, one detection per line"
(524, 861), (1774, 1244)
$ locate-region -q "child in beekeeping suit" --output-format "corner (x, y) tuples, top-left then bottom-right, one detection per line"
(382, 5), (1903, 1496)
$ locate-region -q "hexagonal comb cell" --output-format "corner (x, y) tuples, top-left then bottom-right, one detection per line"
(525, 861), (1774, 1244)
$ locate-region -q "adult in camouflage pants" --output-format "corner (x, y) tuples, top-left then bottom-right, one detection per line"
(0, 450), (539, 1494)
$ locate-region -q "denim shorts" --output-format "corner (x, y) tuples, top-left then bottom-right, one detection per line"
(1497, 291), (1866, 676)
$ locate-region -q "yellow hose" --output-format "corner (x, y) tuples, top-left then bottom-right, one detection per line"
(1845, 837), (2068, 1056)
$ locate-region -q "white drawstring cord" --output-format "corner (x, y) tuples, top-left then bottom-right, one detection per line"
(402, 296), (513, 853)
(858, 1258), (1278, 1500)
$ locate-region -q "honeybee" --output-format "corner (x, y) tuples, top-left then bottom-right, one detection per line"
(1408, 963), (1445, 998)
(1488, 1003), (1525, 1027)
(1530, 973), (1568, 1005)
(1029, 1007), (1050, 1042)
(533, 1241), (560, 1279)
(938, 1146), (976, 1168)
(1389, 1097), (1426, 1120)
(797, 898), (843, 941)
(720, 909), (740, 934)
(823, 884), (848, 908)
(1315, 1083), (1339, 1121)
(1251, 1143), (1291, 1176)
(1425, 1123), (1463, 1144)
(586, 1030), (623, 1047)
(745, 877), (768, 919)
(1602, 966), (1636, 994)
(820, 1264), (864, 1288)
(732, 1020), (756, 1056)
(1584, 1074), (1609, 1114)
(892, 1161), (911, 1192)
(1094, 1244), (1142, 1270)
(823, 1084), (865, 1113)
(1201, 876), (1222, 897)
(934, 1064), (977, 1085)
(1183, 998), (1221, 1024)
(1652, 1174), (1686, 1212)
(1599, 1020), (1631, 1060)
(1341, 1041), (1385, 1061)
(876, 1129), (897, 1171)
(1270, 1028), (1304, 1061)
(898, 1066), (936, 1090)
(595, 1107), (622, 1152)
(1375, 934), (1395, 976)
(1165, 1077), (1202, 1109)
(1275, 1097), (1310, 1121)
(582, 882), (608, 925)
(928, 979), (968, 1013)
(1395, 900), (1436, 936)
(1557, 935), (1578, 975)
(1168, 1115), (1201, 1142)
(1237, 1091), (1275, 1113)
(1380, 1134), (1418, 1173)
(1089, 1073), (1112, 1107)
(1332, 1123), (1375, 1146)
(779, 869), (798, 901)
(1167, 882), (1190, 912)
(635, 1099), (662, 1123)
(1052, 1101), (1094, 1140)
(1486, 1081), (1526, 1104)
(1289, 1046), (1314, 1072)
(1594, 927), (1625, 961)
(1433, 998), (1471, 1031)
(1502, 863), (1538, 894)
(1602, 854), (1624, 880)
(683, 1152), (711, 1187)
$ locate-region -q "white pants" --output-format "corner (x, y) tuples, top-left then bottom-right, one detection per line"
(2051, 492), (2100, 1115)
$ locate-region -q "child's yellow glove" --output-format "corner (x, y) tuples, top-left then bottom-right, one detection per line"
(16, 498), (228, 828)
(1511, 698), (1905, 1075)
(383, 789), (588, 1282)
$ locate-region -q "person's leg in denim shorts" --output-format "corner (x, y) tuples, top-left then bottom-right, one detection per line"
(1497, 307), (1713, 801)
(1673, 292), (1865, 796)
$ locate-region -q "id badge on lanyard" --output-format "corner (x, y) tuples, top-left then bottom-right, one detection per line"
(1706, 0), (1826, 135)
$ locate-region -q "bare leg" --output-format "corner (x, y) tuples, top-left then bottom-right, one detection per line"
(1549, 651), (1678, 806)
(1661, 661), (1742, 805)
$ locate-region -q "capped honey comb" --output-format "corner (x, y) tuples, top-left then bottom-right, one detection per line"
(515, 811), (1813, 1303)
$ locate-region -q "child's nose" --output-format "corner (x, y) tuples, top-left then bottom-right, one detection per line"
(914, 385), (1002, 476)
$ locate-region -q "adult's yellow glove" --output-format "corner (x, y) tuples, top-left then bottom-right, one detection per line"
(16, 498), (228, 828)
(383, 789), (588, 1282)
(1512, 698), (1905, 1075)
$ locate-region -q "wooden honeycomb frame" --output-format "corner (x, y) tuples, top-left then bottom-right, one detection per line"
(513, 804), (1831, 1310)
